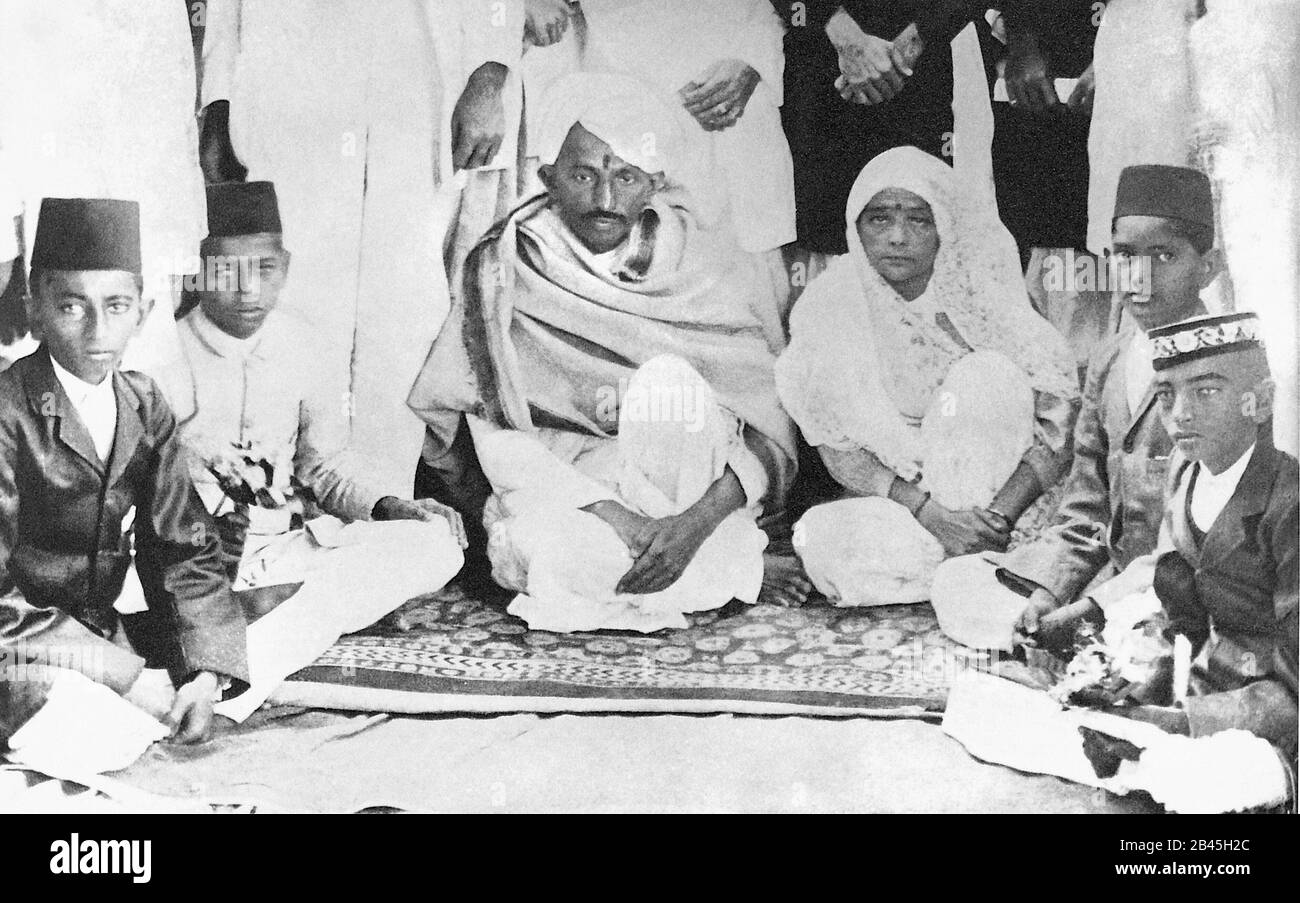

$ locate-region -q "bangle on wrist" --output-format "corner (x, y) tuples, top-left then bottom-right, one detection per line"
(909, 491), (931, 518)
(986, 507), (1014, 530)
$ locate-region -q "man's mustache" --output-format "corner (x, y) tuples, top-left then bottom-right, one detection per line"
(583, 211), (628, 225)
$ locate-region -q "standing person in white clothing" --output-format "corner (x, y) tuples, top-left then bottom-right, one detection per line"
(1189, 0), (1300, 456)
(0, 0), (204, 374)
(1085, 0), (1203, 258)
(199, 0), (528, 500)
(150, 182), (467, 721)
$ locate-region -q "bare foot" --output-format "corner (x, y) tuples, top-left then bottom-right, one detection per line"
(759, 552), (813, 608)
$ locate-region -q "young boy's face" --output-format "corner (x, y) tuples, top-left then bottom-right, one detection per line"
(28, 269), (151, 384)
(1154, 349), (1271, 474)
(198, 233), (290, 340)
(1111, 215), (1219, 332)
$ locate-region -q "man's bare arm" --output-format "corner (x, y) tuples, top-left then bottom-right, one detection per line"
(614, 468), (747, 595)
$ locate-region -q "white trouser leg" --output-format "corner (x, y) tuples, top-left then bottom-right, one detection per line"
(505, 355), (766, 632)
(920, 349), (1036, 511)
(795, 497), (944, 608)
(615, 353), (736, 517)
(216, 519), (463, 721)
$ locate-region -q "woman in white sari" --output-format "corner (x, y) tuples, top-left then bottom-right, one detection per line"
(776, 147), (1079, 607)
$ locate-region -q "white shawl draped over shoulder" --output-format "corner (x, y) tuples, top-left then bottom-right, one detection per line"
(776, 147), (1077, 482)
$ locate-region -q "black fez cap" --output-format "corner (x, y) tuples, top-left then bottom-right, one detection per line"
(1113, 165), (1215, 231)
(206, 181), (283, 237)
(1149, 312), (1264, 372)
(31, 198), (142, 274)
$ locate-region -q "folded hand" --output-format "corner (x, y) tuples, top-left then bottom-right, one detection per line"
(452, 63), (507, 171)
(616, 511), (714, 595)
(681, 60), (760, 132)
(917, 502), (1011, 557)
(525, 0), (573, 47)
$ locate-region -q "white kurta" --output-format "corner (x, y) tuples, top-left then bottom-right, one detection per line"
(153, 308), (387, 522)
(150, 307), (463, 723)
(472, 355), (769, 633)
(201, 0), (525, 497)
(0, 0), (205, 372)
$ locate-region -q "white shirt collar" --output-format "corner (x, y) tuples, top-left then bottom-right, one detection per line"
(1188, 443), (1256, 531)
(189, 307), (267, 359)
(49, 353), (118, 462)
(1200, 442), (1255, 485)
(49, 353), (115, 406)
(1124, 329), (1155, 412)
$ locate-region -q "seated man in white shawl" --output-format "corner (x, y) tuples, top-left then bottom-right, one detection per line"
(409, 73), (809, 633)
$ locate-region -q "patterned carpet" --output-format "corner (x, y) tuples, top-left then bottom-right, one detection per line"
(272, 477), (1066, 718)
(275, 586), (989, 717)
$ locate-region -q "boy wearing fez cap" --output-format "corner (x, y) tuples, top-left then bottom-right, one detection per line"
(151, 181), (466, 722)
(0, 198), (248, 744)
(1069, 314), (1297, 791)
(930, 164), (1224, 652)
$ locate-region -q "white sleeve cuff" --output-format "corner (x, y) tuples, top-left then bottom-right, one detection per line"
(727, 443), (769, 509)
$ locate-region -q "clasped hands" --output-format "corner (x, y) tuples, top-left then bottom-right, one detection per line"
(587, 500), (717, 596)
(680, 59), (761, 132)
(916, 498), (1012, 557)
(828, 12), (923, 107)
(1005, 34), (1096, 115)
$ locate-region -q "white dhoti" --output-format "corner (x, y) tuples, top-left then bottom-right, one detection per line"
(214, 516), (463, 722)
(474, 355), (768, 633)
(795, 351), (1036, 608)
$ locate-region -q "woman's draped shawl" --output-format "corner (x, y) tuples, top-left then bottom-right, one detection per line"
(408, 192), (797, 506)
(775, 146), (1079, 482)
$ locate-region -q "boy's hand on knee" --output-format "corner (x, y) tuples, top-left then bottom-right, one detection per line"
(373, 497), (469, 548)
(1033, 598), (1103, 655)
(166, 671), (220, 744)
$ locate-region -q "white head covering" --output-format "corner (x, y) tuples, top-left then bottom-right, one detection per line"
(534, 72), (685, 176)
(777, 147), (1077, 480)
